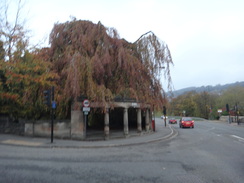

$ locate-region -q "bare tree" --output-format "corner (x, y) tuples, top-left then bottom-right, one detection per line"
(0, 0), (29, 62)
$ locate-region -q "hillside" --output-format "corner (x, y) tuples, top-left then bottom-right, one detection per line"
(171, 81), (244, 97)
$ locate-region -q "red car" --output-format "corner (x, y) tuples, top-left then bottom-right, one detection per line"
(179, 117), (194, 128)
(169, 118), (177, 124)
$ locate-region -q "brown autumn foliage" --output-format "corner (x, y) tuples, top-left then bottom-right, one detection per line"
(48, 20), (173, 111)
(1, 1), (172, 119)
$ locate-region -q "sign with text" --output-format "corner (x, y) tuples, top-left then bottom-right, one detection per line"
(83, 107), (90, 112)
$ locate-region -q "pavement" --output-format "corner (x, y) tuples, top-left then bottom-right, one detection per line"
(0, 119), (178, 148)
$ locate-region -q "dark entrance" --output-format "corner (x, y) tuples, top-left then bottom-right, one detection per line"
(109, 108), (124, 130)
(141, 109), (146, 130)
(128, 108), (137, 129)
(86, 109), (104, 140)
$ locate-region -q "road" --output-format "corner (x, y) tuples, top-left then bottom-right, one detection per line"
(0, 120), (243, 183)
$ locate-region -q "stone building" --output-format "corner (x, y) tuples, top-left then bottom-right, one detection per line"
(24, 100), (153, 140)
(71, 100), (152, 140)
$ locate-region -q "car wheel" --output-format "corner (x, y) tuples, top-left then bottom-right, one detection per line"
(192, 126), (194, 128)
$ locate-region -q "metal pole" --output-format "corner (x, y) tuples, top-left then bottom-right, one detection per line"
(51, 86), (54, 143)
(51, 108), (54, 143)
(229, 113), (231, 124)
(84, 113), (87, 139)
(153, 105), (156, 131)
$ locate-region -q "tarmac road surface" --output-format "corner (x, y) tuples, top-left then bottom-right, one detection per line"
(0, 119), (243, 183)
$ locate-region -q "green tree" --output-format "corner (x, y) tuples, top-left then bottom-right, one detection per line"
(218, 86), (244, 115)
(194, 91), (218, 119)
(0, 49), (57, 120)
(0, 0), (58, 120)
(169, 91), (219, 119)
(169, 91), (197, 117)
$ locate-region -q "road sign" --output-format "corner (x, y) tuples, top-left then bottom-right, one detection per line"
(83, 107), (90, 112)
(83, 99), (90, 107)
(52, 101), (56, 109)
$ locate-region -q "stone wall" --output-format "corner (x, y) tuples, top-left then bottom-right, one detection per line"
(25, 120), (71, 139)
(0, 115), (25, 135)
(0, 114), (71, 138)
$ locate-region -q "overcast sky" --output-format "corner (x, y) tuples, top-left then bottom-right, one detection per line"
(12, 0), (244, 90)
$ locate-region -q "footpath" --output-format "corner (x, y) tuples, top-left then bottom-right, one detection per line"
(0, 119), (177, 148)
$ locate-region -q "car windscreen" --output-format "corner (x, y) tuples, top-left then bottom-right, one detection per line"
(183, 118), (192, 121)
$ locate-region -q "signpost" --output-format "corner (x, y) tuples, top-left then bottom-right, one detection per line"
(83, 99), (90, 133)
(83, 99), (90, 115)
(83, 107), (90, 115)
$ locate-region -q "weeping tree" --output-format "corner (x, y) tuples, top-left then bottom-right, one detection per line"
(135, 31), (173, 105)
(48, 20), (173, 114)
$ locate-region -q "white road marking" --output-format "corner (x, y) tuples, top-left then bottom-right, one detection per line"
(231, 135), (244, 142)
